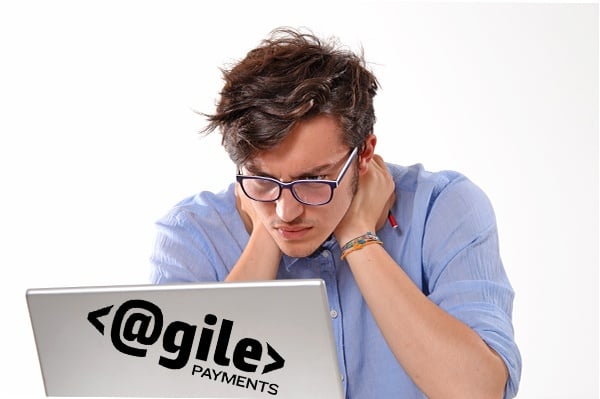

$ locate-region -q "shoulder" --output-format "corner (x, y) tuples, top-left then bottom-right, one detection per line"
(386, 163), (497, 248)
(387, 163), (490, 209)
(160, 183), (239, 226)
(154, 182), (248, 256)
(151, 183), (247, 283)
(388, 164), (499, 264)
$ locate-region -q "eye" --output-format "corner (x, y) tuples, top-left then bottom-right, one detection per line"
(302, 175), (327, 180)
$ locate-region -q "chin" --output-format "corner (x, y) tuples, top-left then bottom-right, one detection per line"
(278, 242), (323, 258)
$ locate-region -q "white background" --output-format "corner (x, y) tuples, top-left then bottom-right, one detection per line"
(1, 1), (597, 398)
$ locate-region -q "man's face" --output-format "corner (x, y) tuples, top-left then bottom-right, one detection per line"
(240, 115), (357, 258)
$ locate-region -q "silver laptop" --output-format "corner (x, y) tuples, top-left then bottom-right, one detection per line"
(27, 279), (344, 398)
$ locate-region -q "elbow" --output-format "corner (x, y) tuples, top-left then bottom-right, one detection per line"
(449, 348), (509, 399)
(473, 348), (510, 399)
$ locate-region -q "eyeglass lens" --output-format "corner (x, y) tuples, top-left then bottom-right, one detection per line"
(241, 178), (333, 205)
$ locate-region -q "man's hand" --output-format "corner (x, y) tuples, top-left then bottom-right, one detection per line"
(334, 154), (395, 246)
(236, 182), (259, 234)
(228, 183), (282, 281)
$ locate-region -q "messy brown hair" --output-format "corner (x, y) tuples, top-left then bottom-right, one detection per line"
(202, 27), (379, 166)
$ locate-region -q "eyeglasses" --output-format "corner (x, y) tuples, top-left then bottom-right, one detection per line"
(236, 147), (359, 206)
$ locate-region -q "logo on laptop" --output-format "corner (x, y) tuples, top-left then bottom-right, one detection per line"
(88, 299), (285, 395)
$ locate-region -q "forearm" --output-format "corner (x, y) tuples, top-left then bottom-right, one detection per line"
(345, 244), (508, 399)
(225, 224), (281, 282)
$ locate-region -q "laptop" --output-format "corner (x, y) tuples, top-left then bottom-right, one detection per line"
(26, 279), (344, 398)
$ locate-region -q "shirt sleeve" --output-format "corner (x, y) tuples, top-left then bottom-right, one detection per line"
(421, 175), (522, 398)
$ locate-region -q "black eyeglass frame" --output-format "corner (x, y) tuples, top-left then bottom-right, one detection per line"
(236, 147), (359, 206)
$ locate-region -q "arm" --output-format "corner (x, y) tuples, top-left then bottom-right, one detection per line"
(225, 183), (282, 281)
(335, 155), (509, 399)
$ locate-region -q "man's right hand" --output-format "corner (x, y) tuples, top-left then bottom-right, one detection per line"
(236, 182), (258, 234)
(227, 183), (282, 281)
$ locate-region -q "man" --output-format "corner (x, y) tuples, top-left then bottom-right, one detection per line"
(150, 28), (521, 398)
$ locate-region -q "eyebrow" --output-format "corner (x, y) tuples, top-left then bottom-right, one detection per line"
(244, 158), (340, 180)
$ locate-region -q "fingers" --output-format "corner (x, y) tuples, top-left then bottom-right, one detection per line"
(367, 154), (396, 230)
(235, 183), (255, 233)
(371, 153), (385, 165)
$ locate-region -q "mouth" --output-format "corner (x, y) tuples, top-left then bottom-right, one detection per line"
(274, 225), (312, 240)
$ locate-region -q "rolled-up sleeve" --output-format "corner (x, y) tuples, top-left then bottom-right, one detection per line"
(422, 176), (522, 398)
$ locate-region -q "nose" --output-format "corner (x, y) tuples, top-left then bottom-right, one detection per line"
(275, 188), (304, 222)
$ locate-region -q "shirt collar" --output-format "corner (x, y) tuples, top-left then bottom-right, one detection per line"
(281, 234), (338, 271)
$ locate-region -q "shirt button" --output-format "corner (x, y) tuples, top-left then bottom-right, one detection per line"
(330, 309), (338, 319)
(322, 251), (330, 258)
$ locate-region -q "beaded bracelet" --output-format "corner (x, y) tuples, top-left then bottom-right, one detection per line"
(340, 232), (383, 260)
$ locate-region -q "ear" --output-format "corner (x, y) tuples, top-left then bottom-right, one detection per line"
(357, 134), (377, 175)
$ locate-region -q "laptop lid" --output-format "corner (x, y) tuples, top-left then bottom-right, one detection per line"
(26, 279), (344, 398)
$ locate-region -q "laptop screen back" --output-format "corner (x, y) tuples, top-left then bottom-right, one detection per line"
(26, 279), (344, 398)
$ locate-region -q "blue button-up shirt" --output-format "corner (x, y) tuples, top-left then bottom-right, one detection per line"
(150, 163), (521, 398)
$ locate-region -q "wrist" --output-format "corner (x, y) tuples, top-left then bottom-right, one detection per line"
(334, 225), (376, 248)
(228, 223), (281, 282)
(339, 231), (383, 260)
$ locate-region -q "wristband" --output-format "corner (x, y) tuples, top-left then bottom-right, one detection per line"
(340, 232), (383, 260)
